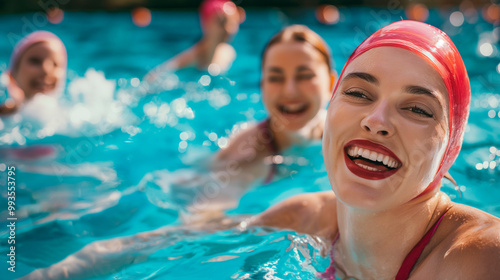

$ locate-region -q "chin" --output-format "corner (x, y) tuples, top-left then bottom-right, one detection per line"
(333, 181), (380, 208)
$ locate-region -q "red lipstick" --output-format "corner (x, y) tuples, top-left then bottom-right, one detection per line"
(343, 139), (402, 180)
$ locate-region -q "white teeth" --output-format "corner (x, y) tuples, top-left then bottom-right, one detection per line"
(347, 145), (401, 169)
(357, 163), (378, 171)
(382, 156), (389, 165)
(348, 148), (355, 157)
(362, 149), (370, 159)
(376, 153), (384, 162)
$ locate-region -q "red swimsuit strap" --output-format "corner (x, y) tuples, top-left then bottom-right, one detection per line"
(395, 208), (450, 280)
(319, 233), (339, 280)
(321, 209), (450, 280)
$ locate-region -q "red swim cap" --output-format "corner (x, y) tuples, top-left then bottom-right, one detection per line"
(199, 0), (236, 27)
(332, 20), (471, 195)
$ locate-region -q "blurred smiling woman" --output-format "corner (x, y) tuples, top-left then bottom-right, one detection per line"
(1, 31), (66, 115)
(214, 24), (335, 186)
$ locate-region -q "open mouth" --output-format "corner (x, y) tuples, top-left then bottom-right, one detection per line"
(278, 103), (309, 115)
(343, 139), (402, 180)
(31, 80), (56, 92)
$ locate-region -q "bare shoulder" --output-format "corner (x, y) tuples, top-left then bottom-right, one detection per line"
(215, 124), (262, 163)
(437, 204), (500, 279)
(250, 191), (337, 240)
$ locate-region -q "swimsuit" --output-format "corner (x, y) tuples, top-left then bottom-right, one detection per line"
(321, 209), (450, 280)
(257, 119), (279, 184)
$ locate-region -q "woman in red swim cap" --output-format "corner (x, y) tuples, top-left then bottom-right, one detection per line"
(144, 0), (244, 83)
(252, 20), (500, 279)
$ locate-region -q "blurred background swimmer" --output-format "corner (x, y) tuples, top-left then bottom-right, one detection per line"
(141, 24), (335, 214)
(0, 31), (66, 115)
(144, 0), (244, 84)
(213, 24), (334, 185)
(18, 24), (336, 279)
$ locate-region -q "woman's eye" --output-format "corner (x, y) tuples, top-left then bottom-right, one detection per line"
(296, 73), (315, 80)
(267, 76), (283, 83)
(407, 106), (434, 118)
(28, 57), (43, 65)
(343, 89), (369, 100)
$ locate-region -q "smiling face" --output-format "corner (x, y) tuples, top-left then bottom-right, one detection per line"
(12, 41), (65, 100)
(323, 47), (449, 211)
(261, 41), (331, 132)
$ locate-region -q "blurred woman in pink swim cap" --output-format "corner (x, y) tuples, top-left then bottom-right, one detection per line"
(1, 31), (67, 115)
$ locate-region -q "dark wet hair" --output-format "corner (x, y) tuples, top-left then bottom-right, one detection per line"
(261, 25), (332, 70)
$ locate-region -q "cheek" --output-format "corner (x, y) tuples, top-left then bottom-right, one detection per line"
(323, 103), (347, 157)
(328, 98), (357, 128)
(53, 67), (65, 79)
(261, 92), (276, 114)
(401, 122), (448, 181)
(20, 64), (41, 79)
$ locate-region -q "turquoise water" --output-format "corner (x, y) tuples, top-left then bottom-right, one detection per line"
(0, 7), (499, 280)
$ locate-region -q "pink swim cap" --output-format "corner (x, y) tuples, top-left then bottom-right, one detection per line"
(199, 0), (236, 27)
(332, 20), (471, 195)
(7, 31), (67, 97)
(9, 31), (67, 74)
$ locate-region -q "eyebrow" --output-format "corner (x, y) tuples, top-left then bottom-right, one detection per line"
(297, 65), (312, 72)
(267, 67), (283, 74)
(342, 71), (446, 108)
(404, 85), (444, 106)
(343, 72), (379, 85)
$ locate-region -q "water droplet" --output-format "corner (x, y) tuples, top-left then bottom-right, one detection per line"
(479, 42), (494, 56)
(131, 78), (140, 87)
(209, 132), (217, 142)
(490, 161), (497, 169)
(199, 75), (211, 86)
(180, 132), (189, 141)
(208, 64), (221, 76)
(450, 11), (464, 26)
(179, 141), (188, 149)
(218, 137), (228, 148)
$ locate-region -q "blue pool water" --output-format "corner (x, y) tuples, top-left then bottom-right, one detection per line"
(0, 7), (499, 280)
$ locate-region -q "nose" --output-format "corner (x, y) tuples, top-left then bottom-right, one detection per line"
(283, 78), (297, 97)
(41, 60), (54, 75)
(360, 101), (394, 137)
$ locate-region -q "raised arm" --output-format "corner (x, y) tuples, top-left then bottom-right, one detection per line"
(143, 46), (198, 84)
